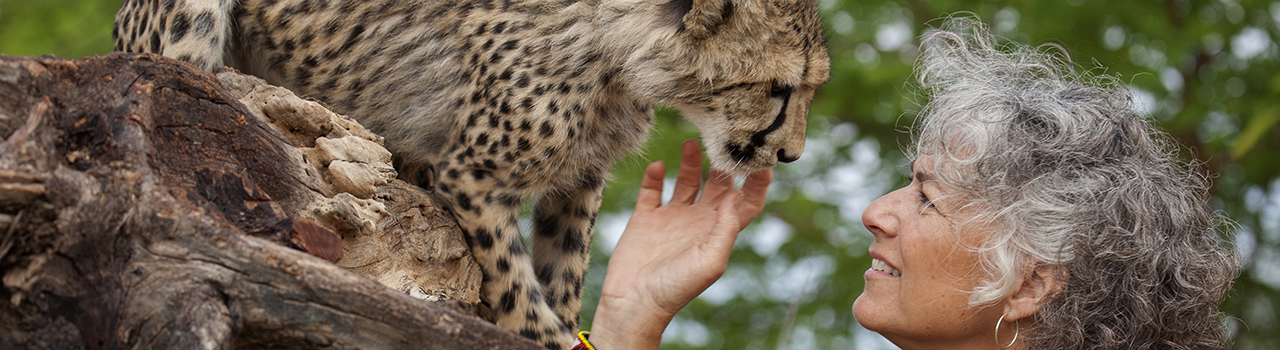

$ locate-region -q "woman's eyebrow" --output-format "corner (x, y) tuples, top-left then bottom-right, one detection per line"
(907, 159), (938, 183)
(913, 170), (935, 183)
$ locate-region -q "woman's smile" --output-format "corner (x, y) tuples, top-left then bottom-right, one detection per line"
(869, 257), (900, 277)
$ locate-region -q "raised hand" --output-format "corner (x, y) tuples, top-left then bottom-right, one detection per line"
(589, 139), (771, 349)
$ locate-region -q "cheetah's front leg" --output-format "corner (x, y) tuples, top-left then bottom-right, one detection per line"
(443, 178), (576, 349)
(114, 0), (238, 70)
(532, 178), (605, 334)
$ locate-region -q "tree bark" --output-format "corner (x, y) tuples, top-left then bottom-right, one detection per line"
(0, 53), (539, 349)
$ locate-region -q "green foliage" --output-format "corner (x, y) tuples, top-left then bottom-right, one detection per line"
(5, 0), (1278, 349)
(0, 0), (116, 58)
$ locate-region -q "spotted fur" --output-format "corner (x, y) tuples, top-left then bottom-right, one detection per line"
(115, 0), (829, 348)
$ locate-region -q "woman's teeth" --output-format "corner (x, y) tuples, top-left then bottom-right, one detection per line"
(871, 258), (901, 277)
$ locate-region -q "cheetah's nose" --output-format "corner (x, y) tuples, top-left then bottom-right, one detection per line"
(777, 149), (799, 163)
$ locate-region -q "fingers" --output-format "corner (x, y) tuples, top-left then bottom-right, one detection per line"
(700, 168), (734, 205)
(669, 139), (703, 205)
(737, 169), (772, 229)
(707, 191), (746, 265)
(635, 161), (666, 210)
(742, 169), (773, 200)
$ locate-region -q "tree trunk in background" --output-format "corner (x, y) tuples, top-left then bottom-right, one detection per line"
(0, 53), (539, 349)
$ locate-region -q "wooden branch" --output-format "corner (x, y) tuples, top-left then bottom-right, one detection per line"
(0, 53), (540, 349)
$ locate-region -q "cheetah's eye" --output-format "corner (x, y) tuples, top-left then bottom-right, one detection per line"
(769, 83), (794, 98)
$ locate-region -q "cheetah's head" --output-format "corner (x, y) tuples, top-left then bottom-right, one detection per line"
(624, 0), (830, 175)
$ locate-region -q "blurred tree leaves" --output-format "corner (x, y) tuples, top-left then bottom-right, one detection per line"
(4, 0), (1278, 349)
(0, 0), (115, 58)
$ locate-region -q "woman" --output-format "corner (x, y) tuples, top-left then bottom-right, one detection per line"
(584, 19), (1238, 350)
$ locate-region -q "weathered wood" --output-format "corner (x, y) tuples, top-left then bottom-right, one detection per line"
(0, 53), (538, 349)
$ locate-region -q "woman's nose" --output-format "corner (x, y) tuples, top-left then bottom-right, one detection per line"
(862, 189), (902, 239)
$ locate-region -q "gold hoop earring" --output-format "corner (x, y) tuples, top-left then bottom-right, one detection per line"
(995, 313), (1020, 350)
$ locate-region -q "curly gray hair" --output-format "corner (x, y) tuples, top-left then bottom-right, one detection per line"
(911, 18), (1239, 349)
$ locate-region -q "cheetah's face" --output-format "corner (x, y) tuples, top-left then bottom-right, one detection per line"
(654, 0), (830, 175)
(670, 80), (821, 175)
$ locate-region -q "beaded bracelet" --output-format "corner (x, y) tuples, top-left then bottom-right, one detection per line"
(571, 331), (596, 350)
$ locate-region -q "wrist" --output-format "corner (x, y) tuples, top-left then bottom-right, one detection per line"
(589, 293), (675, 349)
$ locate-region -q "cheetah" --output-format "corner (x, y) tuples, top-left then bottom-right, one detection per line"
(114, 0), (829, 348)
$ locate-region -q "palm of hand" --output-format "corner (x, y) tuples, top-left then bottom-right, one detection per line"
(602, 139), (770, 318)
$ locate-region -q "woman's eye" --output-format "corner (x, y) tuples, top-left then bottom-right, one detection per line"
(919, 191), (935, 209)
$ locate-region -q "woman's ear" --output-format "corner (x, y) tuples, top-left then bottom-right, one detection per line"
(680, 0), (732, 38)
(1003, 264), (1064, 321)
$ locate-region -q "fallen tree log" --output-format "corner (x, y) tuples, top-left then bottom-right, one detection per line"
(0, 53), (540, 349)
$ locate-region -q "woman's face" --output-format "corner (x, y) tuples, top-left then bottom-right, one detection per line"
(852, 155), (1005, 349)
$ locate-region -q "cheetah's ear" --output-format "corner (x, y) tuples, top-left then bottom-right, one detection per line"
(678, 0), (733, 39)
